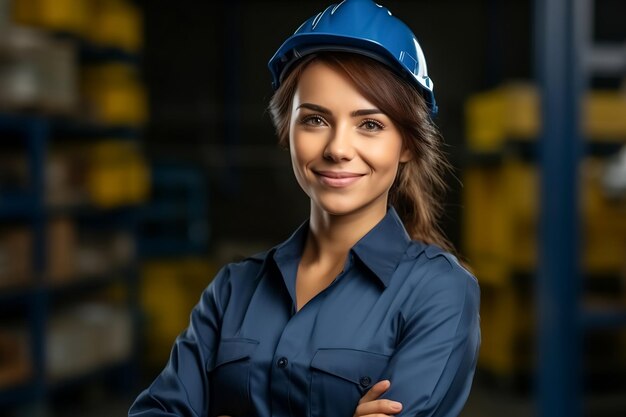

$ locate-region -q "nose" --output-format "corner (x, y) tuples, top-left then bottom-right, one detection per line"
(323, 124), (355, 162)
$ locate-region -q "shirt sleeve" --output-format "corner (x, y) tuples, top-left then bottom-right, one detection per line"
(128, 265), (232, 417)
(380, 258), (481, 417)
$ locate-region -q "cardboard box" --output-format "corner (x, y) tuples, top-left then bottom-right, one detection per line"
(0, 325), (32, 388)
(0, 227), (33, 289)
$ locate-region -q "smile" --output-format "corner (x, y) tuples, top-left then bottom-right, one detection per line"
(313, 170), (365, 188)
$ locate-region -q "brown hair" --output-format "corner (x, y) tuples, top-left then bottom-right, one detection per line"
(268, 52), (455, 254)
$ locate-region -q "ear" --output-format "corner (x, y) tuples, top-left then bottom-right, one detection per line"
(399, 146), (413, 163)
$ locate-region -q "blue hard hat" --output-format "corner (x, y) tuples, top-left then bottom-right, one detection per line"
(268, 0), (438, 116)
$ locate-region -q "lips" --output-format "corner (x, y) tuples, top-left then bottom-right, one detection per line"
(313, 170), (365, 187)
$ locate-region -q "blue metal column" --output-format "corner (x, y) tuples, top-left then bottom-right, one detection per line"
(28, 117), (50, 417)
(534, 0), (583, 416)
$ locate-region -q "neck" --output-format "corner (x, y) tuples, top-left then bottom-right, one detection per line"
(302, 199), (388, 265)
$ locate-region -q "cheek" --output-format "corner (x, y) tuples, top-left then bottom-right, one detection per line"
(366, 142), (404, 176)
(289, 135), (315, 190)
(290, 132), (320, 166)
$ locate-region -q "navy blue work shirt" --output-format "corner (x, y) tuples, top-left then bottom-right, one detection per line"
(129, 207), (481, 417)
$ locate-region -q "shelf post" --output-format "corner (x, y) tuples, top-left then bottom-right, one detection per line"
(534, 0), (584, 416)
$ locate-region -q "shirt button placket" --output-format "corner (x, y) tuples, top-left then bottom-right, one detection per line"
(270, 352), (292, 417)
(277, 357), (288, 368)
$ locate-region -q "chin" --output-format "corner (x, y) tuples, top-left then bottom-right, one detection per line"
(311, 195), (359, 215)
(312, 193), (386, 217)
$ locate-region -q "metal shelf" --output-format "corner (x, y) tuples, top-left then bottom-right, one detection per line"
(463, 139), (624, 166)
(139, 240), (207, 258)
(0, 382), (39, 407)
(47, 358), (134, 395)
(51, 118), (141, 140)
(0, 113), (44, 131)
(138, 163), (210, 259)
(583, 304), (626, 329)
(78, 43), (140, 66)
(47, 267), (136, 300)
(0, 285), (35, 310)
(0, 193), (36, 219)
(0, 112), (141, 140)
(47, 202), (141, 221)
(51, 32), (141, 66)
(0, 113), (142, 409)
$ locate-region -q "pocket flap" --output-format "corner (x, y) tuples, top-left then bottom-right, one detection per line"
(310, 348), (390, 386)
(214, 338), (259, 368)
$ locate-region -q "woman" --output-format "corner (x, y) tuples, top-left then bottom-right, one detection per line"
(129, 1), (480, 416)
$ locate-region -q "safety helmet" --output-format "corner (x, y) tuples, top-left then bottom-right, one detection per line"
(268, 0), (438, 116)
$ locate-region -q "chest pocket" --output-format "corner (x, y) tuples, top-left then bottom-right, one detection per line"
(309, 348), (390, 417)
(208, 338), (259, 417)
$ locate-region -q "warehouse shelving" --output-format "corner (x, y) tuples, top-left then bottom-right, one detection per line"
(0, 40), (144, 411)
(138, 162), (210, 259)
(460, 7), (626, 415)
(534, 0), (626, 414)
(462, 0), (626, 415)
(137, 162), (213, 370)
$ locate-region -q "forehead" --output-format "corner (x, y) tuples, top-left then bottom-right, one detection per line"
(292, 61), (377, 110)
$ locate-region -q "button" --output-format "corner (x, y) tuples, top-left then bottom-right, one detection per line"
(276, 357), (288, 368)
(359, 376), (372, 388)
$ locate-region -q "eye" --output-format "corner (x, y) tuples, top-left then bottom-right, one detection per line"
(300, 115), (327, 127)
(359, 118), (385, 132)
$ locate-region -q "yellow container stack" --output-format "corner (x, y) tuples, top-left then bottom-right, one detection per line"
(13, 0), (91, 35)
(141, 259), (219, 367)
(87, 140), (151, 208)
(466, 82), (626, 151)
(463, 83), (626, 380)
(12, 0), (143, 51)
(10, 0), (147, 125)
(0, 0), (151, 407)
(465, 83), (540, 152)
(87, 0), (143, 52)
(81, 63), (148, 127)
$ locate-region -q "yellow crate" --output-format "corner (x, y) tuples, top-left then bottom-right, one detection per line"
(464, 158), (626, 283)
(465, 158), (626, 377)
(478, 285), (533, 375)
(584, 91), (626, 140)
(463, 159), (538, 283)
(81, 63), (148, 126)
(463, 165), (514, 286)
(126, 161), (151, 205)
(479, 286), (626, 377)
(86, 140), (151, 208)
(88, 0), (143, 52)
(89, 158), (149, 208)
(466, 84), (626, 151)
(141, 259), (218, 366)
(12, 0), (92, 35)
(465, 83), (540, 152)
(583, 164), (626, 271)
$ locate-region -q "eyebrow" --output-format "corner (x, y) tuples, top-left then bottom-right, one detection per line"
(296, 103), (383, 117)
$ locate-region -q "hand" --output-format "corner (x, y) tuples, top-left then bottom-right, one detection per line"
(353, 380), (403, 417)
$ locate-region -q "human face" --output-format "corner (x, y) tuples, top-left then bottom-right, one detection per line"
(289, 60), (412, 218)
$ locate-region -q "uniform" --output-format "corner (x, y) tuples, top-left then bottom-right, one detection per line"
(129, 207), (480, 417)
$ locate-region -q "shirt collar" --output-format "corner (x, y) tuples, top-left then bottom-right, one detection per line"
(271, 219), (309, 307)
(272, 206), (411, 289)
(350, 206), (411, 287)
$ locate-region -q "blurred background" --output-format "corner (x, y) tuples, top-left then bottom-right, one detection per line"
(0, 0), (625, 416)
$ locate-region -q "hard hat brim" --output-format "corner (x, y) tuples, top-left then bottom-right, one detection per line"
(268, 33), (437, 116)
